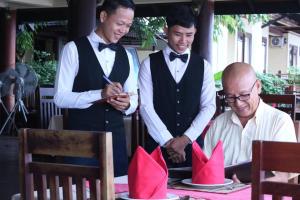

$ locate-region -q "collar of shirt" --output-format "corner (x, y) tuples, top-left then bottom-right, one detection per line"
(87, 31), (116, 76)
(163, 45), (190, 63)
(88, 31), (105, 48)
(231, 99), (265, 127)
(88, 31), (116, 53)
(162, 46), (191, 83)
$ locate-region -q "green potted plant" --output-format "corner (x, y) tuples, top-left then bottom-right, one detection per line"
(214, 71), (223, 91)
(256, 73), (288, 94)
(287, 66), (300, 93)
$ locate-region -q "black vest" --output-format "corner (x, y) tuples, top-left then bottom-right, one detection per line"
(150, 50), (204, 137)
(148, 50), (204, 167)
(67, 37), (130, 131)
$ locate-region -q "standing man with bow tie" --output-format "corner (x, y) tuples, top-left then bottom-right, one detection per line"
(139, 5), (216, 167)
(54, 0), (138, 176)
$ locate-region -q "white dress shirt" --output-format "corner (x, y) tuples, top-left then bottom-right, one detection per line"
(203, 100), (297, 166)
(54, 31), (138, 115)
(138, 45), (216, 146)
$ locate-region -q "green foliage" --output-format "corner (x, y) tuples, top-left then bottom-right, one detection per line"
(214, 15), (238, 41)
(16, 24), (45, 61)
(27, 50), (57, 85)
(214, 71), (223, 91)
(287, 66), (300, 84)
(16, 24), (56, 85)
(16, 27), (34, 60)
(132, 17), (166, 48)
(132, 14), (269, 47)
(213, 14), (269, 42)
(256, 73), (288, 94)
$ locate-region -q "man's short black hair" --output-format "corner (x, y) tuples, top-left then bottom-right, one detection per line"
(166, 5), (196, 28)
(101, 0), (135, 15)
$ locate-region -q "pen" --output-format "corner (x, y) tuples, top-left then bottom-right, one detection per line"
(103, 75), (114, 84)
(103, 75), (125, 92)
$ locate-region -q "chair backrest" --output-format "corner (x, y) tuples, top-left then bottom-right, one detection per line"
(252, 140), (300, 200)
(214, 90), (227, 118)
(19, 128), (115, 200)
(39, 87), (62, 128)
(131, 108), (148, 154)
(260, 94), (296, 120)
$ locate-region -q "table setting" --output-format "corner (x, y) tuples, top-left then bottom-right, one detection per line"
(11, 140), (283, 200)
(115, 141), (252, 200)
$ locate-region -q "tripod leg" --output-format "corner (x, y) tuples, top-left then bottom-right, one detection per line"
(19, 100), (28, 122)
(0, 103), (18, 135)
(9, 111), (18, 136)
(20, 105), (27, 122)
(0, 100), (18, 132)
(0, 100), (9, 115)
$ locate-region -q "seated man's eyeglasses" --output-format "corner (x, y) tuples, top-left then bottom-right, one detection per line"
(225, 80), (257, 103)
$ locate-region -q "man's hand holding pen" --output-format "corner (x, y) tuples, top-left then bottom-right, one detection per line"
(102, 81), (123, 97)
(101, 78), (130, 111)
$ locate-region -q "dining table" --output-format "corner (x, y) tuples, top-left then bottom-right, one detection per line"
(11, 175), (292, 200)
(114, 176), (292, 200)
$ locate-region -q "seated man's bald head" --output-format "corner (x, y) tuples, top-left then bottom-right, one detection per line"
(221, 62), (261, 126)
(222, 62), (257, 87)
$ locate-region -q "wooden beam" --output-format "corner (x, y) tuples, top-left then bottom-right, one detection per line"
(276, 26), (300, 31)
(215, 1), (300, 14)
(17, 7), (67, 24)
(261, 14), (287, 28)
(246, 0), (255, 13)
(16, 1), (300, 23)
(134, 2), (192, 17)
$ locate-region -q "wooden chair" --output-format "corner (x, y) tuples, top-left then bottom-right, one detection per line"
(260, 94), (296, 120)
(214, 90), (227, 118)
(19, 128), (115, 200)
(252, 140), (300, 200)
(131, 108), (148, 154)
(39, 86), (62, 128)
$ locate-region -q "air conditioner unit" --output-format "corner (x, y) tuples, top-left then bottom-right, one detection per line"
(270, 36), (285, 47)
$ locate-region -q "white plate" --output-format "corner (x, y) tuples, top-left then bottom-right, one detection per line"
(181, 178), (233, 189)
(118, 192), (179, 200)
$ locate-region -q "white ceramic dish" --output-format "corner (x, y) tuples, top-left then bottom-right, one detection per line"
(181, 178), (233, 189)
(118, 192), (180, 200)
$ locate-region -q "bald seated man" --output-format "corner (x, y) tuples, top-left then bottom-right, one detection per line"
(203, 62), (297, 182)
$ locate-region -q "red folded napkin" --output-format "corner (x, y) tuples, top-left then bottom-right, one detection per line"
(128, 146), (168, 199)
(192, 140), (225, 184)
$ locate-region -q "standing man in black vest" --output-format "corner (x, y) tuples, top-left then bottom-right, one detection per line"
(54, 0), (138, 176)
(139, 5), (216, 167)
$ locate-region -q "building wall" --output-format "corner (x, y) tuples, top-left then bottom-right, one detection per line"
(226, 32), (237, 66)
(212, 25), (230, 73)
(287, 32), (300, 67)
(262, 27), (269, 72)
(268, 35), (289, 74)
(212, 20), (269, 73)
(249, 22), (264, 72)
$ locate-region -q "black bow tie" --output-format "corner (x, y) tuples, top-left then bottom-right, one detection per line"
(98, 42), (118, 52)
(169, 52), (188, 63)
